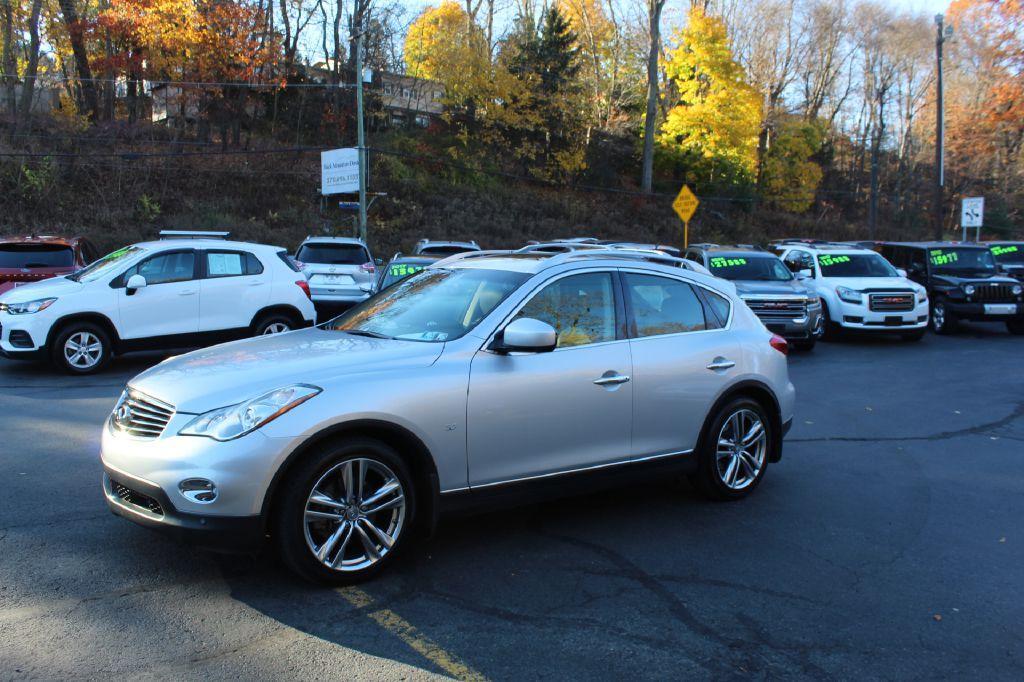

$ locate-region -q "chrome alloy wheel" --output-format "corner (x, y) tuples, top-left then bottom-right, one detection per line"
(716, 409), (768, 490)
(303, 458), (407, 572)
(64, 331), (103, 369)
(932, 303), (946, 331)
(262, 322), (291, 335)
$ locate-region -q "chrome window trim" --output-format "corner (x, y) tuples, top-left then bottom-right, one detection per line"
(442, 448), (694, 494)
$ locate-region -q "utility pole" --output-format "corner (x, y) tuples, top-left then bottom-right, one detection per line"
(355, 29), (368, 243)
(933, 14), (953, 240)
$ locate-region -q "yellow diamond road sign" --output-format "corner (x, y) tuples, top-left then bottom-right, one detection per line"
(673, 185), (699, 223)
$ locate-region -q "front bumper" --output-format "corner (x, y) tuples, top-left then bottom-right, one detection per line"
(0, 310), (54, 354)
(102, 467), (265, 552)
(753, 308), (824, 340)
(832, 298), (929, 331)
(943, 300), (1024, 322)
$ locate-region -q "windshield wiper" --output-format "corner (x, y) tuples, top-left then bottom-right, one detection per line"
(344, 329), (393, 339)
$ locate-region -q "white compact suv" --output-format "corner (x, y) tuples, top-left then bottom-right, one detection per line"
(0, 232), (316, 374)
(101, 248), (796, 584)
(295, 237), (376, 305)
(772, 242), (929, 340)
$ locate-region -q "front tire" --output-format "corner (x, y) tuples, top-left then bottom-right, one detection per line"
(931, 301), (957, 335)
(820, 301), (843, 341)
(51, 322), (112, 375)
(274, 438), (416, 585)
(691, 398), (773, 501)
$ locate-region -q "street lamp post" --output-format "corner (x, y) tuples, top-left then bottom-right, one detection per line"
(355, 29), (368, 244)
(933, 14), (953, 241)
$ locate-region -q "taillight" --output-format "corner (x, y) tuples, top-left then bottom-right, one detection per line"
(360, 262), (376, 273)
(295, 279), (312, 299)
(769, 334), (789, 356)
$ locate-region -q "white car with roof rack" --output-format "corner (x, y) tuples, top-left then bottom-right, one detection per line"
(0, 231), (315, 374)
(770, 242), (928, 340)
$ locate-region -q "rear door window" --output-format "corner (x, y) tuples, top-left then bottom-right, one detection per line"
(623, 273), (707, 337)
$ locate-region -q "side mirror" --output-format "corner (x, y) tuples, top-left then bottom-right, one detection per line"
(896, 268), (908, 278)
(491, 317), (557, 353)
(797, 268), (812, 279)
(375, 258), (383, 266)
(126, 274), (147, 293)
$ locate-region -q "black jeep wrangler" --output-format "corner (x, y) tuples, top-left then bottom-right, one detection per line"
(880, 242), (1024, 335)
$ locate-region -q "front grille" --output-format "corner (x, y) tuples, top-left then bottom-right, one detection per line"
(112, 390), (175, 439)
(744, 298), (808, 320)
(869, 292), (915, 312)
(973, 283), (1016, 302)
(111, 480), (164, 516)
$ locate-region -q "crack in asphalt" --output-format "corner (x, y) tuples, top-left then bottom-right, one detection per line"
(789, 402), (1024, 443)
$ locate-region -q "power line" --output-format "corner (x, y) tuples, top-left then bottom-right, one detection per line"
(14, 73), (360, 89)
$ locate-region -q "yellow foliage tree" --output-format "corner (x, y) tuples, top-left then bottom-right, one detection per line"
(658, 7), (761, 185)
(404, 2), (491, 113)
(760, 118), (824, 213)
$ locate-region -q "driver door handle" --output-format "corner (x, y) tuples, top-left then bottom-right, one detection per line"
(179, 290), (197, 296)
(593, 374), (631, 386)
(706, 359), (735, 371)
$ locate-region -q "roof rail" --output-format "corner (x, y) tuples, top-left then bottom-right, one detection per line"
(545, 247), (690, 268)
(430, 249), (515, 268)
(159, 230), (230, 240)
(516, 242), (604, 254)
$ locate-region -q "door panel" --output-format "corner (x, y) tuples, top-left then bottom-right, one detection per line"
(467, 271), (632, 486)
(117, 251), (199, 339)
(199, 251), (269, 331)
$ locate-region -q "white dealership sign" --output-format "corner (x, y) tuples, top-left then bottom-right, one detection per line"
(321, 148), (360, 195)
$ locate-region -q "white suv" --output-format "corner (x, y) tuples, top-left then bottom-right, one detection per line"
(295, 237), (376, 305)
(0, 234), (316, 374)
(772, 242), (928, 340)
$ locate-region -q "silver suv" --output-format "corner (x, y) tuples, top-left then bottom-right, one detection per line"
(295, 237), (376, 304)
(101, 249), (796, 584)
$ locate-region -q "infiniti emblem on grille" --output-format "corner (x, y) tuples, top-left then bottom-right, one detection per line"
(115, 403), (132, 426)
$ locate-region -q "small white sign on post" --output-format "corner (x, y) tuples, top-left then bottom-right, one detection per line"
(321, 148), (359, 195)
(961, 196), (984, 241)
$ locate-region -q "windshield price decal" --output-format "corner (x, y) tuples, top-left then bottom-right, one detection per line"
(991, 245), (1019, 257)
(389, 263), (425, 277)
(930, 250), (958, 266)
(817, 255), (851, 267)
(709, 257), (747, 268)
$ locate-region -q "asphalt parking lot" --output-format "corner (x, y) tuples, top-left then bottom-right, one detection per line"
(1, 324), (1022, 680)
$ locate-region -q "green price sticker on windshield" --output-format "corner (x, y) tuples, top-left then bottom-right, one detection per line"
(818, 255), (851, 267)
(991, 245), (1019, 257)
(929, 250), (958, 266)
(389, 263), (424, 278)
(709, 257), (747, 268)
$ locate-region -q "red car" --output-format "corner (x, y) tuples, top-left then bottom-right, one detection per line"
(0, 235), (99, 297)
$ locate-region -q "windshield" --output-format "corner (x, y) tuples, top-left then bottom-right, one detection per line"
(990, 244), (1024, 265)
(296, 243), (369, 265)
(709, 255), (792, 281)
(0, 244), (74, 269)
(817, 253), (897, 278)
(379, 261), (431, 289)
(928, 248), (997, 274)
(67, 246), (143, 283)
(327, 267), (529, 342)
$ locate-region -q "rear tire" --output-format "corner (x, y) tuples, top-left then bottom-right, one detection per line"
(274, 437), (416, 585)
(51, 322), (112, 375)
(690, 398), (774, 501)
(253, 313), (296, 336)
(930, 301), (957, 335)
(1007, 320), (1024, 336)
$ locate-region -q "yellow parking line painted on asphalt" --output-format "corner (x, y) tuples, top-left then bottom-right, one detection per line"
(338, 587), (487, 681)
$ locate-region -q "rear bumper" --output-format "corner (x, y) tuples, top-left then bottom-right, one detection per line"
(102, 467), (265, 553)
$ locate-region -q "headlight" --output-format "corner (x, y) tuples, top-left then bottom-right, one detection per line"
(916, 288), (928, 303)
(836, 286), (862, 304)
(179, 384), (321, 441)
(1013, 284), (1023, 296)
(963, 284), (976, 296)
(2, 297), (57, 314)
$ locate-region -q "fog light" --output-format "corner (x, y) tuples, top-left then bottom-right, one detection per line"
(179, 478), (218, 504)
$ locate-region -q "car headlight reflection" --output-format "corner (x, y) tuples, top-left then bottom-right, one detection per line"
(836, 286), (862, 304)
(179, 384), (321, 441)
(2, 297), (57, 314)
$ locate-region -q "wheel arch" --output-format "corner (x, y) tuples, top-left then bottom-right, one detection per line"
(46, 312), (121, 350)
(250, 304), (306, 331)
(260, 419), (441, 538)
(697, 380), (784, 463)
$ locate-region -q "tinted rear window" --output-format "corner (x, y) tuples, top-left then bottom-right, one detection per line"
(0, 244), (75, 268)
(296, 243), (369, 265)
(419, 245), (473, 257)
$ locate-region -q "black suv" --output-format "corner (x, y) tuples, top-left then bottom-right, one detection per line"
(686, 244), (823, 350)
(880, 242), (1024, 335)
(987, 242), (1024, 282)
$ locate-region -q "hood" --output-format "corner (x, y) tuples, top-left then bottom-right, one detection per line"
(128, 327), (445, 413)
(0, 275), (83, 303)
(819, 276), (918, 291)
(733, 279), (812, 298)
(932, 272), (1019, 286)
